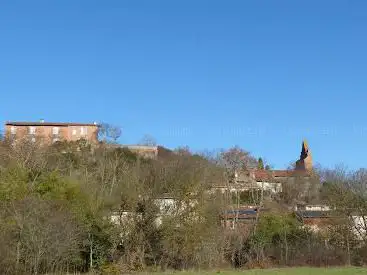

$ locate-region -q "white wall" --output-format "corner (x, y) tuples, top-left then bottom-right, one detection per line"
(304, 205), (331, 211)
(256, 181), (282, 193)
(351, 216), (367, 240)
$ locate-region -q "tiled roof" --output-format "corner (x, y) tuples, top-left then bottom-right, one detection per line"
(253, 169), (310, 182)
(5, 121), (99, 127)
(222, 208), (258, 220)
(295, 210), (332, 219)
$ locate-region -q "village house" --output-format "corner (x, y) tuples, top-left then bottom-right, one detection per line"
(121, 145), (159, 159)
(111, 193), (198, 229)
(294, 204), (367, 241)
(5, 120), (99, 144)
(221, 206), (258, 229)
(295, 204), (333, 233)
(106, 144), (171, 160)
(212, 140), (313, 195)
(214, 141), (314, 230)
(250, 140), (313, 193)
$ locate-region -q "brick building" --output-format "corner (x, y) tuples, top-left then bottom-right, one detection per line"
(5, 120), (99, 144)
(122, 145), (159, 159)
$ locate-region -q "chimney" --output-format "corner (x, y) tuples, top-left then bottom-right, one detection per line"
(40, 119), (45, 123)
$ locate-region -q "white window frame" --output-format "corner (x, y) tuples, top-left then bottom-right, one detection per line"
(10, 126), (16, 135)
(80, 126), (87, 136)
(29, 126), (36, 135)
(52, 127), (59, 135)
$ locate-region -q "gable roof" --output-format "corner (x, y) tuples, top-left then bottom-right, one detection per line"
(253, 169), (310, 182)
(295, 210), (332, 219)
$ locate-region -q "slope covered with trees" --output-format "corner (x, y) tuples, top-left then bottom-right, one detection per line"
(0, 138), (366, 274)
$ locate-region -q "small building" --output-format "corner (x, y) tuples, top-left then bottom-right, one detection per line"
(121, 145), (159, 159)
(111, 194), (197, 229)
(221, 208), (258, 229)
(5, 120), (99, 144)
(295, 204), (331, 212)
(295, 208), (333, 232)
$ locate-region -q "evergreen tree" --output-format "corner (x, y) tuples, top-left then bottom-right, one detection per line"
(258, 157), (265, 170)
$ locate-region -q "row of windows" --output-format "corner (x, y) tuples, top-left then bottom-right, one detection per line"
(28, 137), (59, 143)
(10, 126), (88, 136)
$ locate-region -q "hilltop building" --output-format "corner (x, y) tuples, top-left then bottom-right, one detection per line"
(121, 145), (159, 159)
(5, 120), (99, 144)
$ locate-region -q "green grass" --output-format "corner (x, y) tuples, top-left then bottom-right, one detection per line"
(149, 267), (367, 275)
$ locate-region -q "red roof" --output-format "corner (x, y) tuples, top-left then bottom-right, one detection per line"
(253, 169), (309, 182)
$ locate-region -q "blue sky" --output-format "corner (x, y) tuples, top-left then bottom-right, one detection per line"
(1, 0), (367, 169)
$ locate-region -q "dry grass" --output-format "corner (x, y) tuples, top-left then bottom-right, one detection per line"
(142, 267), (367, 275)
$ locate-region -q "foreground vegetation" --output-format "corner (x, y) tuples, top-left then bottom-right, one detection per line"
(1, 132), (367, 274)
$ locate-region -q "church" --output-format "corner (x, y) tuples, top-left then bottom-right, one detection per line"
(214, 140), (314, 194)
(250, 140), (313, 193)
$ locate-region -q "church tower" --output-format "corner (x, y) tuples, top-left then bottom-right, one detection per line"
(295, 140), (313, 171)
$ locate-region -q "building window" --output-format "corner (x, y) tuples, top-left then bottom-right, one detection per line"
(80, 127), (87, 136)
(72, 129), (77, 135)
(52, 127), (59, 135)
(10, 126), (16, 135)
(29, 126), (36, 135)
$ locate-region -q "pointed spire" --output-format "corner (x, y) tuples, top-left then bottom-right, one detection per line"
(300, 139), (309, 159)
(296, 139), (313, 171)
(302, 139), (309, 151)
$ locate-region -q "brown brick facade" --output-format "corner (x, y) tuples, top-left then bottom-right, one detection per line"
(5, 121), (99, 144)
(296, 140), (313, 171)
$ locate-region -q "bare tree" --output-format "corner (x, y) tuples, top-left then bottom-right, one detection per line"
(220, 146), (257, 174)
(138, 134), (157, 146)
(98, 123), (122, 143)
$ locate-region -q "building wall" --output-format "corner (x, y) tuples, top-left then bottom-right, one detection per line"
(305, 205), (331, 211)
(302, 218), (331, 232)
(256, 181), (282, 193)
(5, 124), (98, 144)
(123, 145), (158, 159)
(66, 125), (98, 143)
(351, 216), (367, 240)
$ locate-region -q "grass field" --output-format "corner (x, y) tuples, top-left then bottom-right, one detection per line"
(149, 267), (367, 275)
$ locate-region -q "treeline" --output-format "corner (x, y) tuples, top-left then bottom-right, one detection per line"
(0, 138), (366, 274)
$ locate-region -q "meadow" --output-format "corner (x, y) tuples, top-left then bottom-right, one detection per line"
(150, 267), (367, 275)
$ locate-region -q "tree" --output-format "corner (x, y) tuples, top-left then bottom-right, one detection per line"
(98, 123), (122, 143)
(3, 133), (367, 271)
(221, 146), (257, 173)
(258, 158), (264, 170)
(138, 134), (157, 146)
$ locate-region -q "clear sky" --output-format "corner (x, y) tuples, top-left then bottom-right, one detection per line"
(1, 1), (367, 169)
